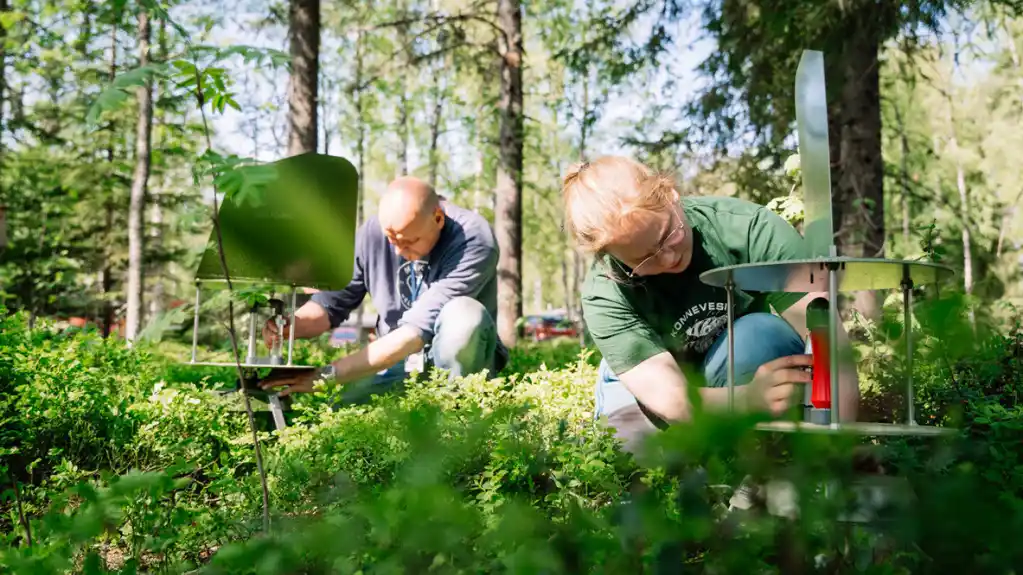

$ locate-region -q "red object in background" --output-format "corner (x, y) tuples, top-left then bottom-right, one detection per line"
(521, 315), (578, 341)
(809, 329), (831, 409)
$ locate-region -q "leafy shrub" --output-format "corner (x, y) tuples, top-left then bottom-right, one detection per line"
(3, 299), (1023, 573)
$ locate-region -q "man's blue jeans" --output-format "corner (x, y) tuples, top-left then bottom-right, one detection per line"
(337, 296), (502, 404)
(594, 312), (804, 454)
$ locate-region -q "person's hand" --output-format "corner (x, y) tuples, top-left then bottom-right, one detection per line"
(745, 354), (813, 416)
(259, 368), (323, 398)
(262, 317), (291, 350)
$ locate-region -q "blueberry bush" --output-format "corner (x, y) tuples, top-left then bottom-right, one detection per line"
(1, 294), (1021, 574)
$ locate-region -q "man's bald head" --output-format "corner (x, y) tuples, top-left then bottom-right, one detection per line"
(378, 176), (446, 261)
(379, 176), (440, 225)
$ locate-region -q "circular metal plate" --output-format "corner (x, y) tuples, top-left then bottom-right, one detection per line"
(181, 361), (317, 370)
(755, 421), (957, 437)
(699, 257), (955, 293)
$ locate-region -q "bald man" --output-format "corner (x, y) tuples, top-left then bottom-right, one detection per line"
(259, 176), (506, 402)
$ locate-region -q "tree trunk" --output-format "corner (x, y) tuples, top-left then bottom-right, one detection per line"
(576, 63), (590, 336)
(101, 18), (119, 338)
(125, 10), (153, 344)
(396, 2), (410, 177)
(428, 57), (446, 189)
(996, 195), (1020, 258)
(149, 18), (168, 321)
(943, 37), (975, 328)
(495, 0), (524, 347)
(354, 30), (368, 345)
(287, 0), (319, 156)
(1003, 16), (1023, 112)
(830, 4), (885, 321)
(893, 99), (911, 248)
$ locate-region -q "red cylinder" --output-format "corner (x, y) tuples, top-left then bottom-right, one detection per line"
(809, 330), (831, 409)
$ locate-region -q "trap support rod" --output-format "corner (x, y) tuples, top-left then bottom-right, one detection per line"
(288, 286), (297, 366)
(828, 247), (840, 428)
(191, 282), (201, 363)
(903, 267), (915, 426)
(726, 273), (736, 411)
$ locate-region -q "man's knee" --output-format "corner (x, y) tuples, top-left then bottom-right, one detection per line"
(703, 312), (804, 388)
(436, 296), (489, 339)
(431, 297), (494, 375)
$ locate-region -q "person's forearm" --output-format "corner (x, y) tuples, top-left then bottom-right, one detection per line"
(331, 325), (424, 384)
(288, 302), (333, 339)
(698, 385), (749, 413)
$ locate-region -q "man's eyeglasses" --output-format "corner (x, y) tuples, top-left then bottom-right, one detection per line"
(627, 204), (686, 278)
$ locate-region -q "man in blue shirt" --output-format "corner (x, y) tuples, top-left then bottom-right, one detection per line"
(260, 176), (506, 402)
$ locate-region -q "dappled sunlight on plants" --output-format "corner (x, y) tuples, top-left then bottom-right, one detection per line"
(3, 298), (1023, 572)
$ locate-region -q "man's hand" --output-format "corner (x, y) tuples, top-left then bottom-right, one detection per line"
(262, 301), (332, 349)
(259, 368), (329, 398)
(745, 354), (813, 416)
(262, 317), (291, 350)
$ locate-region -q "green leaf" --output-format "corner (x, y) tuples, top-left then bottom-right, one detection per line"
(86, 63), (171, 127)
(0, 11), (26, 29)
(215, 164), (278, 208)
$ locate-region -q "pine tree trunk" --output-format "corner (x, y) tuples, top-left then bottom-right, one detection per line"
(125, 10), (153, 344)
(830, 3), (885, 321)
(287, 0), (319, 156)
(495, 0), (524, 347)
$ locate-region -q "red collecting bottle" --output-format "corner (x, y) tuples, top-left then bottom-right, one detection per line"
(803, 297), (832, 424)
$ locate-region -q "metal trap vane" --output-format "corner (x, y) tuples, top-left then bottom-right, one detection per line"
(184, 152), (360, 431)
(698, 50), (956, 438)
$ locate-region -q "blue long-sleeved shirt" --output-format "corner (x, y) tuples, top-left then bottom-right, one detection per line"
(310, 201), (502, 350)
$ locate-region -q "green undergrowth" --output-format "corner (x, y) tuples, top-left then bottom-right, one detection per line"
(2, 296), (1022, 573)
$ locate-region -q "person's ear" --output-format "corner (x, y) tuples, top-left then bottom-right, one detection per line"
(433, 207), (444, 227)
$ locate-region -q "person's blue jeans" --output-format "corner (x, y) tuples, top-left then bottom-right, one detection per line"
(594, 312), (804, 453)
(337, 296), (503, 404)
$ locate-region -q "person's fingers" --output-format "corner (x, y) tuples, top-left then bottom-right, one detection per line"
(769, 368), (813, 386)
(259, 378), (293, 390)
(762, 354), (813, 371)
(763, 381), (792, 403)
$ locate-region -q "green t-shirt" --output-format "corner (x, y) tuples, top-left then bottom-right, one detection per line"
(581, 195), (808, 376)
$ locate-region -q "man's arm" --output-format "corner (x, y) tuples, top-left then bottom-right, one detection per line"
(328, 325), (424, 385)
(263, 281), (367, 348)
(332, 231), (498, 383)
(779, 291), (860, 422)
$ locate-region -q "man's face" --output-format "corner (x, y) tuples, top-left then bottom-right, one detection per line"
(380, 207), (445, 261)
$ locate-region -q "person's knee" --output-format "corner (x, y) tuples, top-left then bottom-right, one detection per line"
(431, 297), (493, 375)
(703, 312), (803, 388)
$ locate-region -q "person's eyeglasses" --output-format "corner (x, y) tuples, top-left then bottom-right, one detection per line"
(627, 204), (686, 278)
